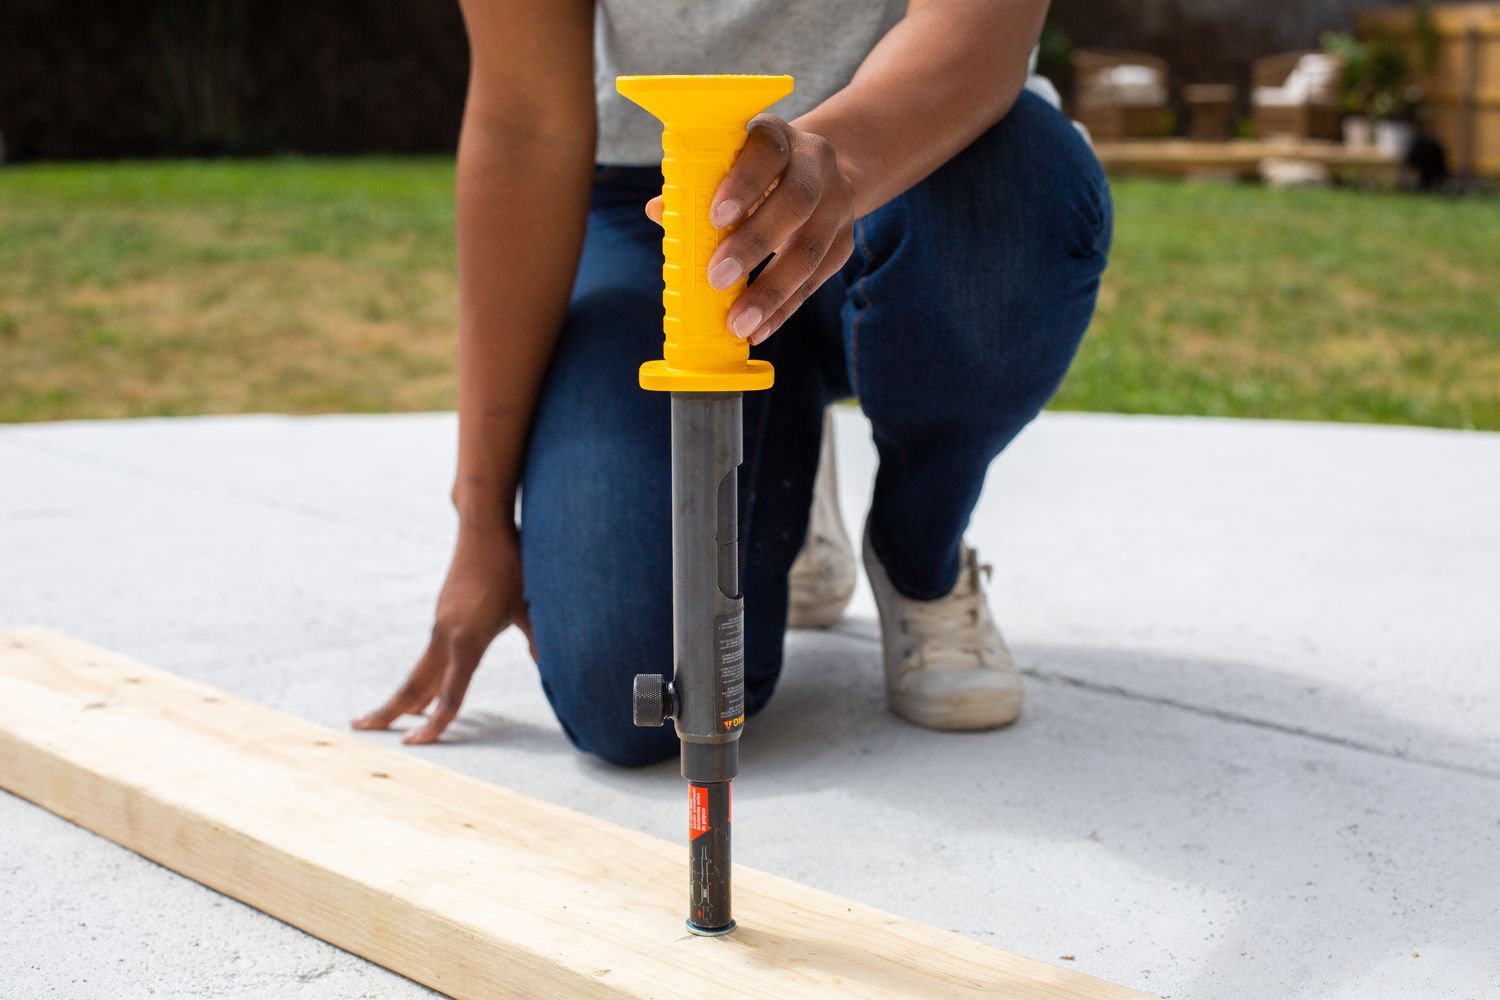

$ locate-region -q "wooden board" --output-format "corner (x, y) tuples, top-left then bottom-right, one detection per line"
(1094, 140), (1400, 178)
(0, 629), (1153, 1000)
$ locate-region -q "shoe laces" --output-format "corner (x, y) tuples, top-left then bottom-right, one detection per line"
(898, 550), (997, 669)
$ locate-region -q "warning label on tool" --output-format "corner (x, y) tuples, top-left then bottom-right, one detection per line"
(689, 785), (710, 840)
(713, 610), (745, 731)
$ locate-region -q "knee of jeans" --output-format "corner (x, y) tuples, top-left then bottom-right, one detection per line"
(541, 664), (679, 767)
(572, 713), (679, 768)
(852, 95), (1111, 440)
(531, 603), (679, 768)
(895, 91), (1113, 276)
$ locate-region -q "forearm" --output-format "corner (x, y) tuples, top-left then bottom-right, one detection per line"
(451, 114), (594, 524)
(794, 0), (1048, 217)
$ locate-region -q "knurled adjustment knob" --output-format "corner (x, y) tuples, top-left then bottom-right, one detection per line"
(632, 674), (673, 728)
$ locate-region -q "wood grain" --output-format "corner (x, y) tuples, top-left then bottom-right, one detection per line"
(0, 628), (1153, 999)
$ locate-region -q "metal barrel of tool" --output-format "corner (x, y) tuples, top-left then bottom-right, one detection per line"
(631, 393), (744, 934)
(616, 74), (794, 937)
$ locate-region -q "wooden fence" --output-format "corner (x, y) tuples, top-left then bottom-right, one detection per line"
(1360, 3), (1500, 176)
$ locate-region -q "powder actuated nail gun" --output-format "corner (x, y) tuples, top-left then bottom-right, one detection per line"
(617, 73), (794, 937)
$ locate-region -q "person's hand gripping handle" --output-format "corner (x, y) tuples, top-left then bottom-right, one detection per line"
(617, 75), (792, 392)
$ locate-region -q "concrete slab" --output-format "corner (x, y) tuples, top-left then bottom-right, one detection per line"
(2, 410), (1497, 1000)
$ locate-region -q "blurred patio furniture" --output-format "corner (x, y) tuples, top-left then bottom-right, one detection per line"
(1072, 49), (1172, 141)
(1251, 50), (1344, 140)
(1184, 83), (1237, 140)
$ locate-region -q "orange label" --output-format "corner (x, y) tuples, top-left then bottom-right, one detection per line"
(689, 785), (710, 840)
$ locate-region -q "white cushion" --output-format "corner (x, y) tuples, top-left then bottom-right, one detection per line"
(1104, 64), (1160, 88)
(1256, 53), (1341, 108)
(1253, 86), (1298, 108)
(1295, 53), (1341, 91)
(1095, 64), (1166, 105)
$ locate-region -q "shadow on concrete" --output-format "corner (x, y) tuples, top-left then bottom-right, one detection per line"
(734, 619), (1499, 999)
(396, 710), (575, 755)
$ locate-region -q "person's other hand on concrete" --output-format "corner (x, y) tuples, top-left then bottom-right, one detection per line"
(353, 519), (533, 744)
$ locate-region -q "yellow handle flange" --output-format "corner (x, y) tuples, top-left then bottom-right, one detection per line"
(617, 74), (794, 393)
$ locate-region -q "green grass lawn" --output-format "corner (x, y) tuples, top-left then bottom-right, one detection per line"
(2, 159), (1496, 428)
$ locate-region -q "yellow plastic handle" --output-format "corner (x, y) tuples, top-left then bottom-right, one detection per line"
(616, 74), (794, 393)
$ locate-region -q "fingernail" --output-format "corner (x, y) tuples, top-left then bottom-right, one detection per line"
(711, 199), (742, 228)
(708, 257), (743, 291)
(733, 307), (763, 338)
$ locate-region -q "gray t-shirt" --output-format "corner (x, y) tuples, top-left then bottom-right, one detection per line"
(594, 0), (907, 165)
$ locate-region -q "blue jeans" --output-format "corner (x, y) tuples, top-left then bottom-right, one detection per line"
(520, 92), (1112, 766)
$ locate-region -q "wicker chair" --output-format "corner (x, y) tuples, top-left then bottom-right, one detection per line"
(1251, 50), (1343, 141)
(1072, 49), (1172, 141)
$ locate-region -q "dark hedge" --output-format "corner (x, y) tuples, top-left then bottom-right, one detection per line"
(0, 0), (468, 160)
(0, 0), (1378, 161)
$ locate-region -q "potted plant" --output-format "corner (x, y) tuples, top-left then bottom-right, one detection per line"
(1321, 30), (1423, 155)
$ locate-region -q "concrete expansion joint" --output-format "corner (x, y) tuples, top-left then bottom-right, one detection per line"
(828, 624), (1498, 783)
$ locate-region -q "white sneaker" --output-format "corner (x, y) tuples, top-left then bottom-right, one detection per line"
(787, 413), (856, 629)
(863, 522), (1023, 731)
